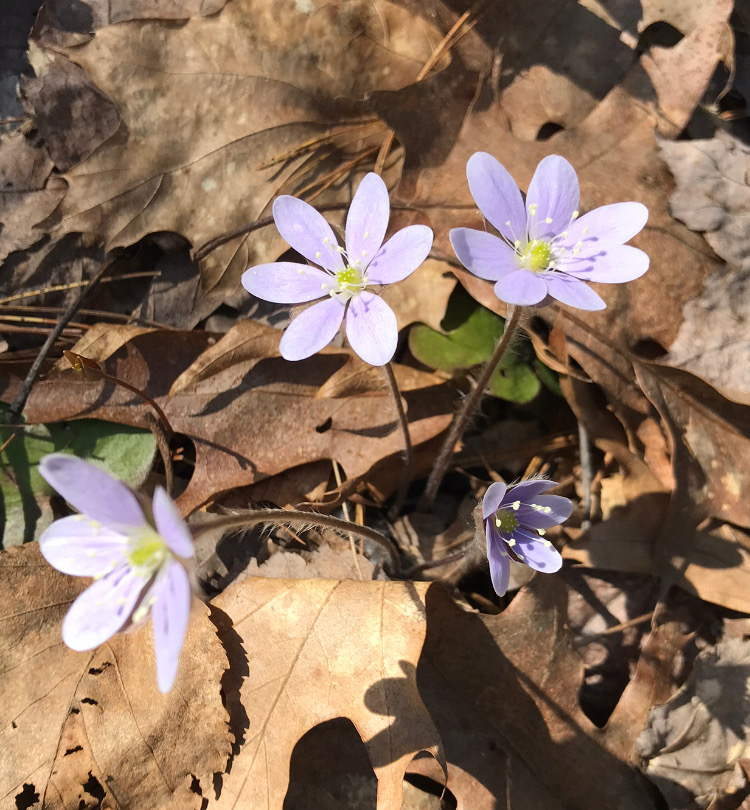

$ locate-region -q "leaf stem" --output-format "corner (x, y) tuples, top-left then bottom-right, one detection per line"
(190, 508), (401, 575)
(383, 362), (413, 519)
(419, 305), (521, 511)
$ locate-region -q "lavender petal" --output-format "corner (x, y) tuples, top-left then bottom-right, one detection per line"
(39, 454), (148, 533)
(526, 156), (579, 240)
(562, 202), (648, 250)
(345, 291), (398, 366)
(482, 481), (508, 518)
(345, 173), (390, 264)
(151, 560), (191, 693)
(279, 297), (345, 361)
(544, 273), (606, 311)
(494, 269), (547, 305)
(39, 516), (128, 576)
(62, 565), (146, 651)
(562, 245), (649, 283)
(273, 196), (345, 272)
(486, 522), (511, 596)
(502, 479), (558, 504)
(466, 152), (527, 243)
(511, 528), (563, 573)
(367, 225), (433, 285)
(241, 262), (331, 303)
(450, 228), (518, 281)
(525, 494), (574, 524)
(152, 487), (194, 559)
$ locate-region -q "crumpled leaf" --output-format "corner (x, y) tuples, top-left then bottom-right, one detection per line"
(208, 577), (442, 809)
(0, 132), (66, 261)
(660, 131), (750, 394)
(0, 407), (156, 547)
(410, 578), (658, 809)
(1, 321), (453, 514)
(637, 637), (750, 807)
(0, 543), (232, 810)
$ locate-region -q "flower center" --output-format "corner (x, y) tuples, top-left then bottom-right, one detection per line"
(128, 530), (169, 577)
(330, 263), (367, 301)
(494, 510), (519, 533)
(521, 240), (552, 272)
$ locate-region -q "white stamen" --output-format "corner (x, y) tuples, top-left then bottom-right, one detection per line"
(315, 251), (321, 259)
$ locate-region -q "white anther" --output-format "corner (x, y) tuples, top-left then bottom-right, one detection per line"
(582, 227), (589, 235)
(538, 529), (546, 536)
(512, 500), (521, 510)
(545, 217), (552, 224)
(364, 231), (370, 239)
(315, 251), (321, 259)
(500, 550), (508, 557)
(87, 550), (97, 557)
(508, 538), (516, 547)
(323, 237), (330, 244)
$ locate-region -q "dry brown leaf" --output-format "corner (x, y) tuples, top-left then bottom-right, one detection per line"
(208, 577), (442, 810)
(0, 543), (231, 810)
(415, 579), (658, 809)
(44, 0), (445, 294)
(0, 132), (66, 262)
(3, 321), (453, 513)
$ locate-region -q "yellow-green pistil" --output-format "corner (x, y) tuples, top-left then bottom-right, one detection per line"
(521, 239), (552, 272)
(128, 530), (169, 577)
(494, 510), (519, 533)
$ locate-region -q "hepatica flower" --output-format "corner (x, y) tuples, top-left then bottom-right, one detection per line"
(451, 153), (649, 311)
(242, 172), (433, 366)
(38, 454), (193, 693)
(482, 479), (573, 596)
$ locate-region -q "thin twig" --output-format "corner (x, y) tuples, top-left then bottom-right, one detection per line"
(333, 459), (364, 580)
(5, 254), (112, 423)
(383, 362), (413, 520)
(419, 305), (522, 511)
(578, 420), (593, 530)
(145, 412), (174, 498)
(190, 509), (401, 575)
(401, 548), (469, 578)
(99, 373), (174, 438)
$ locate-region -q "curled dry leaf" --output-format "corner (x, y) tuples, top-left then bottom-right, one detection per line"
(409, 578), (658, 809)
(0, 543), (231, 810)
(208, 577), (442, 810)
(2, 321), (453, 513)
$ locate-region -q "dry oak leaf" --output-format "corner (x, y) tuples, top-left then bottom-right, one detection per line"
(208, 577), (443, 810)
(0, 543), (231, 810)
(3, 321), (453, 514)
(408, 578), (658, 809)
(47, 0), (445, 294)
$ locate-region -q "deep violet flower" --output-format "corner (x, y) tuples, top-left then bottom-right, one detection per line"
(38, 454), (193, 693)
(242, 173), (433, 366)
(482, 479), (573, 597)
(450, 153), (649, 311)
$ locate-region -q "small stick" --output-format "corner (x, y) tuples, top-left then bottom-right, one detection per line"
(578, 421), (593, 530)
(384, 362), (413, 519)
(190, 508), (401, 576)
(5, 254), (112, 423)
(333, 459), (364, 580)
(144, 412), (174, 498)
(419, 305), (522, 511)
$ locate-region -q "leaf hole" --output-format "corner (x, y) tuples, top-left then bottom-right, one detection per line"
(64, 746), (83, 756)
(315, 417), (333, 433)
(81, 697), (99, 706)
(637, 21), (684, 51)
(88, 663), (111, 676)
(14, 783), (39, 809)
(82, 773), (106, 803)
(536, 122), (564, 141)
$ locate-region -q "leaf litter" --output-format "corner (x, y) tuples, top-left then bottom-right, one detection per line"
(0, 0), (749, 807)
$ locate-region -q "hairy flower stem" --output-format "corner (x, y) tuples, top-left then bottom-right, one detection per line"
(383, 362), (413, 520)
(190, 508), (401, 575)
(419, 305), (521, 511)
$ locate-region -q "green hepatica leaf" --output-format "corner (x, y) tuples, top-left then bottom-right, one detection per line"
(0, 410), (155, 547)
(409, 286), (544, 404)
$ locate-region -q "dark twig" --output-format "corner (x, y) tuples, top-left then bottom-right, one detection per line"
(578, 420), (593, 530)
(5, 255), (112, 423)
(384, 362), (413, 520)
(145, 413), (174, 497)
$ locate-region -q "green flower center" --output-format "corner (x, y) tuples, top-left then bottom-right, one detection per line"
(332, 264), (367, 300)
(128, 530), (169, 576)
(494, 510), (519, 533)
(521, 240), (552, 272)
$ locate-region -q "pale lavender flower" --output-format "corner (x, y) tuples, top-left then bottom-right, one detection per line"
(482, 479), (573, 596)
(38, 454), (193, 693)
(242, 173), (433, 366)
(451, 153), (649, 311)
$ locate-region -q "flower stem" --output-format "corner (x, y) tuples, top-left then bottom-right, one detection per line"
(383, 362), (413, 519)
(419, 305), (521, 511)
(190, 508), (401, 575)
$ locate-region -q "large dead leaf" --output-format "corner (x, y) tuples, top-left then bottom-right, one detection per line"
(208, 577), (442, 809)
(408, 579), (658, 809)
(1, 321), (453, 513)
(0, 543), (231, 810)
